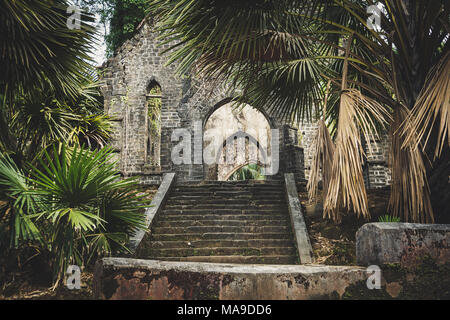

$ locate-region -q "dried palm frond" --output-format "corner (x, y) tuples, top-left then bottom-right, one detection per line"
(324, 89), (391, 222)
(323, 33), (390, 222)
(307, 119), (335, 203)
(402, 52), (450, 159)
(307, 81), (335, 204)
(389, 107), (434, 223)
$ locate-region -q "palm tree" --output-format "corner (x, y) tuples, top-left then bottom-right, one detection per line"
(0, 1), (139, 288)
(149, 0), (449, 223)
(0, 0), (100, 158)
(0, 145), (148, 286)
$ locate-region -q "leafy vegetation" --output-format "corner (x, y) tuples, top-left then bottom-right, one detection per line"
(149, 0), (449, 223)
(79, 0), (149, 56)
(0, 0), (149, 288)
(378, 215), (402, 223)
(1, 146), (148, 286)
(228, 164), (265, 181)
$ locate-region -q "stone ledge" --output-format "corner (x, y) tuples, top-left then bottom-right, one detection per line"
(356, 223), (450, 267)
(93, 258), (366, 300)
(284, 173), (313, 264)
(129, 173), (176, 251)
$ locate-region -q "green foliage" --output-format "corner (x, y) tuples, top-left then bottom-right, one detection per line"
(228, 164), (265, 181)
(147, 84), (162, 143)
(150, 0), (449, 223)
(0, 1), (111, 165)
(107, 0), (149, 55)
(1, 75), (112, 168)
(80, 0), (149, 56)
(378, 215), (401, 223)
(0, 0), (97, 99)
(0, 145), (148, 285)
(0, 153), (41, 248)
(0, 0), (135, 289)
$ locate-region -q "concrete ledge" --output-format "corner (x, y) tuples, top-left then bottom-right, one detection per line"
(356, 223), (450, 267)
(129, 173), (176, 251)
(93, 258), (366, 300)
(284, 173), (313, 264)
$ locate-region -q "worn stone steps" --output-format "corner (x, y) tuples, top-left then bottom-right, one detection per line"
(162, 209), (285, 215)
(143, 239), (294, 249)
(153, 219), (289, 228)
(163, 204), (286, 210)
(159, 214), (289, 222)
(141, 247), (296, 258)
(153, 255), (298, 264)
(136, 181), (299, 265)
(152, 225), (289, 234)
(171, 188), (284, 194)
(151, 232), (293, 241)
(165, 199), (286, 205)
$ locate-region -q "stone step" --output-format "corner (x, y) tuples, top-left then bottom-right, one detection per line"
(165, 199), (286, 206)
(159, 214), (290, 222)
(171, 190), (284, 196)
(153, 219), (289, 228)
(151, 232), (293, 241)
(142, 239), (295, 249)
(152, 255), (298, 264)
(141, 247), (296, 258)
(161, 209), (287, 215)
(172, 186), (284, 194)
(152, 225), (289, 234)
(163, 204), (286, 210)
(136, 180), (299, 265)
(174, 182), (283, 188)
(168, 193), (285, 199)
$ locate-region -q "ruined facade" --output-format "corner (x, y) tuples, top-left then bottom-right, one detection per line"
(100, 19), (390, 188)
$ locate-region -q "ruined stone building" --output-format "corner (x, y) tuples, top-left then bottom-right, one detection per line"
(100, 18), (391, 189)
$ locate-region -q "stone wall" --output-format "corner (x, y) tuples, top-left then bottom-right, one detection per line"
(356, 223), (450, 268)
(100, 18), (390, 188)
(93, 258), (367, 300)
(100, 19), (305, 185)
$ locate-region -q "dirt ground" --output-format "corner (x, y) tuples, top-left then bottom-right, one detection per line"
(299, 188), (391, 265)
(0, 270), (94, 300)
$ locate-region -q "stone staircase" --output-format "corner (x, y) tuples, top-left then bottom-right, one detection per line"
(136, 180), (299, 264)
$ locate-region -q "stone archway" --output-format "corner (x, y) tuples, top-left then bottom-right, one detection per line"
(203, 102), (273, 181)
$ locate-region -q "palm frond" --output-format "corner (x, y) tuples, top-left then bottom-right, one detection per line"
(389, 107), (434, 223)
(402, 52), (450, 158)
(0, 0), (98, 98)
(307, 119), (335, 203)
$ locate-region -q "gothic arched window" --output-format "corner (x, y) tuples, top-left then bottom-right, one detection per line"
(146, 81), (162, 167)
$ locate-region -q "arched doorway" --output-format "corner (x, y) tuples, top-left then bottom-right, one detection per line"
(203, 102), (273, 181)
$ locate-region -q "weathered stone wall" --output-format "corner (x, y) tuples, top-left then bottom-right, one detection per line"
(101, 18), (390, 188)
(364, 135), (391, 189)
(94, 256), (450, 300)
(101, 19), (305, 185)
(93, 258), (367, 300)
(356, 223), (450, 268)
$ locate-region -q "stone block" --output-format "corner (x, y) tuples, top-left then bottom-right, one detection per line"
(93, 258), (367, 300)
(356, 223), (450, 267)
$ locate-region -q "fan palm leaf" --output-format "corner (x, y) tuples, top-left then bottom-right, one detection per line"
(151, 0), (449, 223)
